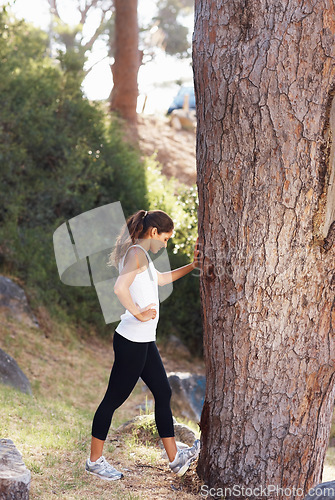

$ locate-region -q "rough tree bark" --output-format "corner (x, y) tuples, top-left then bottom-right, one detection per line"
(193, 0), (335, 498)
(110, 0), (140, 125)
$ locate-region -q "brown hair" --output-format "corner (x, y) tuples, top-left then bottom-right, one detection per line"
(108, 209), (174, 267)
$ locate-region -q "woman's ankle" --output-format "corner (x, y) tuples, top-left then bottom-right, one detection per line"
(161, 437), (178, 462)
(169, 449), (178, 463)
(90, 436), (105, 463)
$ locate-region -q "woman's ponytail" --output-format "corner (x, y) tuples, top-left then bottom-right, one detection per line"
(107, 209), (173, 267)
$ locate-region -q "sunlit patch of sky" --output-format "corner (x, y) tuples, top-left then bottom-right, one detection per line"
(5, 0), (194, 113)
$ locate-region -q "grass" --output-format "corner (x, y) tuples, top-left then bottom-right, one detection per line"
(0, 313), (201, 499)
(323, 445), (335, 483)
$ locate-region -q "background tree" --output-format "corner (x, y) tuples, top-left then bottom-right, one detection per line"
(149, 0), (194, 58)
(109, 0), (140, 124)
(193, 0), (335, 496)
(47, 0), (113, 75)
(109, 0), (194, 124)
(44, 0), (194, 122)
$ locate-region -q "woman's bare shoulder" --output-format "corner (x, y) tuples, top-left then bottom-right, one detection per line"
(124, 246), (148, 271)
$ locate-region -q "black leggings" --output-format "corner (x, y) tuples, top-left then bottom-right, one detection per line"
(92, 332), (174, 441)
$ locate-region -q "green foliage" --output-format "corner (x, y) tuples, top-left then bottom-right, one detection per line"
(144, 155), (198, 257)
(152, 0), (192, 58)
(52, 17), (83, 50)
(0, 10), (146, 328)
(52, 17), (87, 79)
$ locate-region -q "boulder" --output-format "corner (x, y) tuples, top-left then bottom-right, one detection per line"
(116, 414), (197, 447)
(173, 422), (197, 447)
(163, 335), (192, 361)
(169, 109), (196, 131)
(0, 276), (39, 328)
(304, 481), (335, 499)
(0, 439), (31, 500)
(116, 414), (160, 441)
(0, 349), (31, 395)
(168, 372), (206, 422)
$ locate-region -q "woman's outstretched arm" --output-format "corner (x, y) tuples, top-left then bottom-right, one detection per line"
(157, 238), (200, 286)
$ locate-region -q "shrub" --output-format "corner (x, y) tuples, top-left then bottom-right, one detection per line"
(0, 11), (146, 327)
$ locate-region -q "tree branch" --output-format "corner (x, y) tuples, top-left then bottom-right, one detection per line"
(84, 55), (109, 76)
(82, 7), (109, 51)
(47, 0), (61, 19)
(78, 0), (101, 25)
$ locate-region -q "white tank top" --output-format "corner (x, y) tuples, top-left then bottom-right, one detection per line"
(115, 244), (159, 343)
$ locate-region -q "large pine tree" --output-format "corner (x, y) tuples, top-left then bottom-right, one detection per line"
(193, 0), (335, 497)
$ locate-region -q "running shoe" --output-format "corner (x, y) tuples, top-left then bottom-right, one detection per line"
(169, 439), (200, 476)
(85, 455), (123, 481)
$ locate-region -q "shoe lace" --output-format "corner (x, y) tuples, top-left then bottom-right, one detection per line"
(179, 442), (199, 462)
(101, 456), (116, 472)
(178, 448), (193, 462)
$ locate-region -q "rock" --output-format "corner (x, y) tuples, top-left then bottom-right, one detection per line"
(0, 349), (32, 395)
(0, 276), (39, 328)
(304, 481), (335, 499)
(116, 414), (197, 447)
(173, 422), (197, 447)
(164, 335), (192, 360)
(168, 372), (206, 421)
(0, 439), (31, 500)
(116, 414), (160, 442)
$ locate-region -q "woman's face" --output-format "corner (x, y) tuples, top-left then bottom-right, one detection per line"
(149, 228), (173, 253)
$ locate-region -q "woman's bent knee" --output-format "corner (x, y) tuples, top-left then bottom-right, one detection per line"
(155, 382), (172, 404)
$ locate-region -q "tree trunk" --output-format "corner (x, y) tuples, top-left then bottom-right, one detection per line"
(193, 0), (335, 498)
(110, 0), (140, 125)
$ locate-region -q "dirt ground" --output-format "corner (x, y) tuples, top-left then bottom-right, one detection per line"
(137, 114), (197, 187)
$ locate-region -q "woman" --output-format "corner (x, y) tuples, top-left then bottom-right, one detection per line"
(85, 209), (200, 480)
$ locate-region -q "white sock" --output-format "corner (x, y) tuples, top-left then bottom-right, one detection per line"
(169, 450), (179, 465)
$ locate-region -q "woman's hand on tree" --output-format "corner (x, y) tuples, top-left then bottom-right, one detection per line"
(192, 237), (201, 269)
